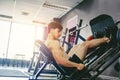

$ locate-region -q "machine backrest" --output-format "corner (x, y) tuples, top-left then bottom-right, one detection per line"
(90, 14), (118, 38)
(38, 40), (67, 75)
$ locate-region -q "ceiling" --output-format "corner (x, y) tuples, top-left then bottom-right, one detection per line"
(0, 0), (83, 25)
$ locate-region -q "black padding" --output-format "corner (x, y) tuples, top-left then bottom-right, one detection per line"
(90, 14), (117, 38)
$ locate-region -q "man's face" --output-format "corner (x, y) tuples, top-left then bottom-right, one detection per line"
(52, 28), (62, 39)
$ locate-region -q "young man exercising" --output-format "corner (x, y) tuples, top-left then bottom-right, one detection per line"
(45, 21), (110, 72)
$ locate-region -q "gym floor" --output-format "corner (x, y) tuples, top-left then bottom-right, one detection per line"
(0, 67), (57, 80)
(0, 67), (119, 80)
(0, 77), (28, 80)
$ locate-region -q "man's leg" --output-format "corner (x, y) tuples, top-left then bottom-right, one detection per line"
(68, 37), (109, 61)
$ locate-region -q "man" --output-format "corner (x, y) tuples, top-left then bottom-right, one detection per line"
(45, 21), (110, 72)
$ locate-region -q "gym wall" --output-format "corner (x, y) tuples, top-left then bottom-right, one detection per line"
(60, 0), (120, 77)
(61, 0), (120, 38)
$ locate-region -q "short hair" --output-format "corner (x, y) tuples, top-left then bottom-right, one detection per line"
(47, 21), (63, 33)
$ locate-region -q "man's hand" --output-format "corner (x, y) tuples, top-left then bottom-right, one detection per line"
(76, 63), (85, 70)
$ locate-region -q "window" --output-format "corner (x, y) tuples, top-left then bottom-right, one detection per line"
(0, 20), (45, 60)
(7, 23), (35, 60)
(0, 20), (11, 58)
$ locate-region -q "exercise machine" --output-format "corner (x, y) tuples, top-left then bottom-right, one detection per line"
(61, 19), (87, 53)
(28, 14), (120, 80)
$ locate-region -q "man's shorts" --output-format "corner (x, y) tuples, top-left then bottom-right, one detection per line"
(61, 54), (83, 75)
(69, 54), (83, 63)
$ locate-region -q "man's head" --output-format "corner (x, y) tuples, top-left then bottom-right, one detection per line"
(47, 21), (63, 39)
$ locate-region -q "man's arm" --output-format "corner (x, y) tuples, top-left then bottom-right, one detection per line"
(50, 40), (84, 70)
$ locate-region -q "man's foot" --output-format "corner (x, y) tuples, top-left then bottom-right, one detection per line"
(104, 27), (117, 46)
(103, 37), (110, 43)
